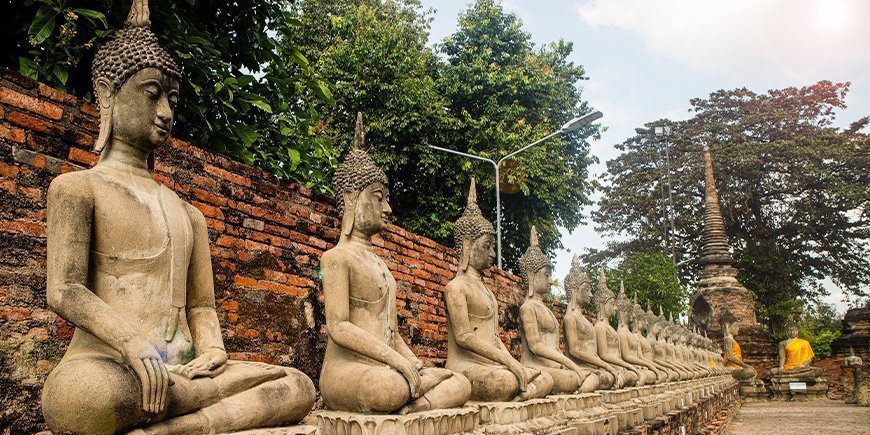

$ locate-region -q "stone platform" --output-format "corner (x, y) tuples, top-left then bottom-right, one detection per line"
(314, 407), (478, 435)
(769, 375), (829, 401)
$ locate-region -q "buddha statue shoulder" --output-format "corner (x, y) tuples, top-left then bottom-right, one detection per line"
(647, 307), (688, 381)
(562, 257), (623, 390)
(770, 318), (822, 378)
(614, 283), (658, 385)
(444, 179), (553, 401)
(519, 227), (598, 394)
(319, 114), (471, 414)
(41, 2), (315, 432)
(592, 270), (640, 388)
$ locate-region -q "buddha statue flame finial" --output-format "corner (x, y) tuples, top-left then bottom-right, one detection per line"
(453, 177), (495, 258)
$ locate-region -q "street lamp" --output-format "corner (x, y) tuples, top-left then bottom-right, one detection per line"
(425, 111), (603, 269)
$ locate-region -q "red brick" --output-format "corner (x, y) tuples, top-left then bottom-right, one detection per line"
(0, 306), (31, 321)
(191, 201), (224, 220)
(68, 147), (98, 166)
(204, 164), (252, 187)
(0, 123), (26, 143)
(80, 103), (99, 118)
(0, 88), (63, 120)
(37, 83), (78, 105)
(194, 188), (228, 207)
(0, 219), (46, 237)
(0, 161), (19, 178)
(220, 300), (239, 311)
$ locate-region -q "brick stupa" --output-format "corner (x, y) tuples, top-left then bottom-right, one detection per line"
(689, 146), (757, 336)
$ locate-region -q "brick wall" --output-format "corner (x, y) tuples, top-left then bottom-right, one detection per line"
(0, 69), (541, 432)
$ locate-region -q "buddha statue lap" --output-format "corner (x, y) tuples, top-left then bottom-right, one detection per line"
(519, 228), (599, 394)
(614, 283), (660, 385)
(592, 271), (641, 388)
(770, 320), (823, 379)
(444, 179), (553, 402)
(319, 114), (471, 414)
(563, 257), (624, 390)
(40, 2), (315, 433)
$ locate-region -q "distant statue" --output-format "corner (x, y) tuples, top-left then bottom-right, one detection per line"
(519, 227), (598, 393)
(563, 257), (623, 390)
(719, 310), (757, 381)
(845, 347), (863, 367)
(664, 314), (700, 379)
(633, 299), (677, 382)
(614, 284), (659, 385)
(646, 306), (687, 381)
(593, 270), (641, 387)
(319, 113), (471, 414)
(444, 179), (553, 401)
(770, 319), (823, 378)
(40, 1), (315, 432)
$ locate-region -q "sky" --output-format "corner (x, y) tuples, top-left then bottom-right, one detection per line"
(419, 0), (870, 312)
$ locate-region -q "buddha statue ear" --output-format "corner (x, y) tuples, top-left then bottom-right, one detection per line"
(459, 238), (471, 272)
(341, 190), (359, 236)
(94, 77), (114, 156)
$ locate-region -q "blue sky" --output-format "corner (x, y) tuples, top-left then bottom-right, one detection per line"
(419, 0), (870, 312)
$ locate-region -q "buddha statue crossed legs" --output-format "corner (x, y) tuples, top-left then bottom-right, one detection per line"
(319, 114), (471, 414)
(40, 2), (315, 432)
(444, 179), (553, 401)
(519, 228), (599, 394)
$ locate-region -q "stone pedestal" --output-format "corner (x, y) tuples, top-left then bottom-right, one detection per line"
(600, 389), (643, 431)
(471, 398), (569, 434)
(855, 369), (870, 406)
(314, 407), (478, 435)
(225, 426), (318, 435)
(550, 393), (617, 435)
(769, 376), (828, 401)
(738, 379), (769, 400)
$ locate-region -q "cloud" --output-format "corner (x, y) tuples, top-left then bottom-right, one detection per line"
(576, 0), (870, 83)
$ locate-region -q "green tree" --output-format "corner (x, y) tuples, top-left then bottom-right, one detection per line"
(593, 81), (869, 328)
(796, 302), (843, 356)
(584, 253), (687, 317)
(3, 0), (337, 187)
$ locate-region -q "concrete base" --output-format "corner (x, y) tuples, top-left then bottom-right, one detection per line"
(471, 398), (569, 434)
(314, 407), (478, 435)
(223, 426), (318, 435)
(769, 376), (828, 401)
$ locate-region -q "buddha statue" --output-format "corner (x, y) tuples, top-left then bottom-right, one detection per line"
(592, 270), (640, 388)
(319, 113), (471, 414)
(40, 1), (316, 432)
(614, 284), (659, 385)
(519, 227), (598, 394)
(444, 179), (553, 402)
(662, 315), (699, 379)
(633, 300), (677, 382)
(676, 323), (706, 378)
(646, 306), (687, 381)
(769, 319), (823, 378)
(719, 310), (756, 381)
(563, 256), (624, 390)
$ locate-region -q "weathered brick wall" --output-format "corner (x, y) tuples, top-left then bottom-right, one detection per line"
(0, 69), (539, 432)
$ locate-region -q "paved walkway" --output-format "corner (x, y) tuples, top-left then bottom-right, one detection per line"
(729, 399), (870, 435)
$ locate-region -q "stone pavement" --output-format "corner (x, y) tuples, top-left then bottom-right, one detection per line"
(729, 399), (870, 435)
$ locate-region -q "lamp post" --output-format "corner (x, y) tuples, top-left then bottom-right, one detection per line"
(426, 111), (603, 269)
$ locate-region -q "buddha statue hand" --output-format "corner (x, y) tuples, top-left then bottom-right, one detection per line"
(168, 348), (228, 379)
(506, 359), (529, 391)
(395, 357), (423, 398)
(120, 334), (170, 414)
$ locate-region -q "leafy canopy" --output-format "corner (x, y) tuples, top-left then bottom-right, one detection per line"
(591, 81), (869, 328)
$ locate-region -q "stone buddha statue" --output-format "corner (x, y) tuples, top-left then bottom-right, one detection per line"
(444, 179), (553, 402)
(592, 270), (640, 388)
(720, 310), (756, 380)
(770, 319), (823, 378)
(632, 299), (676, 382)
(40, 1), (316, 432)
(319, 113), (471, 414)
(519, 227), (598, 394)
(663, 315), (699, 379)
(676, 323), (706, 378)
(563, 256), (624, 390)
(645, 306), (686, 381)
(614, 284), (659, 385)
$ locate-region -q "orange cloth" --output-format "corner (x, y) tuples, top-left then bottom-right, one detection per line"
(783, 338), (814, 370)
(709, 359), (716, 366)
(724, 341), (742, 368)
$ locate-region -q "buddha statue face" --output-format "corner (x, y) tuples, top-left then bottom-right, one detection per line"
(786, 324), (799, 339)
(96, 67), (179, 153)
(726, 322), (739, 337)
(531, 266), (551, 297)
(575, 279), (593, 306)
(649, 319), (662, 336)
(345, 181), (391, 237)
(467, 233), (496, 272)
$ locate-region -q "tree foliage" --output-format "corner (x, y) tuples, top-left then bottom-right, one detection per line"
(289, 0), (599, 270)
(3, 0), (337, 187)
(585, 252), (687, 317)
(592, 81), (869, 328)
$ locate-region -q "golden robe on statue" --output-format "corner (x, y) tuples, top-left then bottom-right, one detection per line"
(724, 341), (743, 369)
(783, 338), (814, 370)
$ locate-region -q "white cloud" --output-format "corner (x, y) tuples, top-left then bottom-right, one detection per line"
(575, 0), (870, 82)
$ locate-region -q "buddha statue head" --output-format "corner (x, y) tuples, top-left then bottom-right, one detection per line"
(719, 309), (738, 337)
(614, 281), (631, 325)
(91, 0), (181, 156)
(784, 317), (799, 339)
(454, 178), (495, 273)
(564, 256), (592, 309)
(333, 112), (391, 238)
(519, 226), (551, 298)
(630, 294), (648, 333)
(593, 269), (616, 321)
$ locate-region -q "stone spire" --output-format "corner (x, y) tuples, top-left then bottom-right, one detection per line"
(699, 146), (735, 266)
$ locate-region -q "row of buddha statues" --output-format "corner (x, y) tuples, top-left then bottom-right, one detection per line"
(36, 0), (820, 432)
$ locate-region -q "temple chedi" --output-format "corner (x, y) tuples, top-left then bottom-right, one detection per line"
(689, 146), (757, 337)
